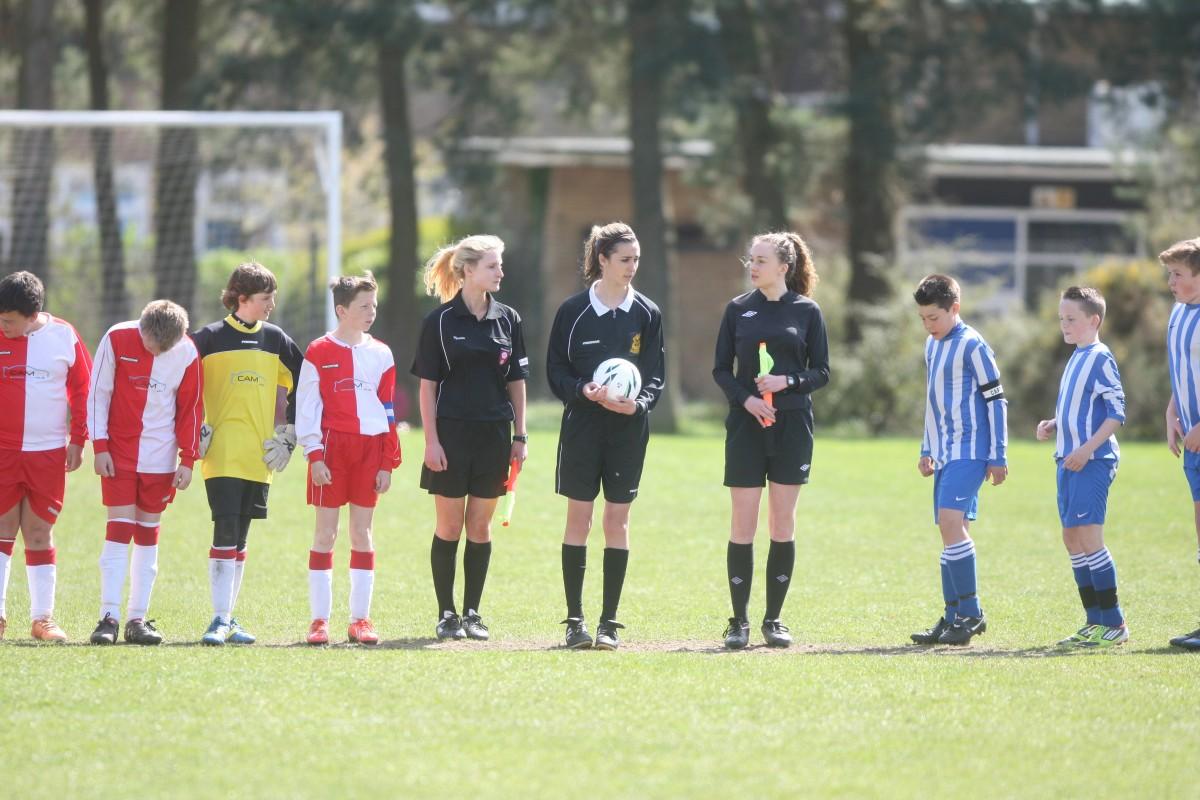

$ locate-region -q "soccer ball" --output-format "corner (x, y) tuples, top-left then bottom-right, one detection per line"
(593, 358), (642, 400)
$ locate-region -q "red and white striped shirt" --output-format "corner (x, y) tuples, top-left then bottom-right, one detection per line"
(88, 320), (204, 473)
(296, 333), (400, 469)
(0, 313), (92, 452)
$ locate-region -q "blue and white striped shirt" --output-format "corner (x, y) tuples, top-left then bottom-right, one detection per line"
(1168, 302), (1200, 468)
(1054, 343), (1124, 460)
(921, 321), (1007, 467)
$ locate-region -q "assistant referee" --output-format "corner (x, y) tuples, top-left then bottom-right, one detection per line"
(546, 221), (664, 651)
(412, 234), (528, 642)
(712, 231), (829, 650)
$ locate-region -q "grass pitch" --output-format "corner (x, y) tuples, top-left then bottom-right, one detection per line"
(2, 431), (1197, 798)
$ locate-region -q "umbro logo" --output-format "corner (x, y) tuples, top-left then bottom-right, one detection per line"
(800, 464), (810, 472)
(741, 311), (758, 318)
(775, 575), (789, 583)
(730, 577), (744, 585)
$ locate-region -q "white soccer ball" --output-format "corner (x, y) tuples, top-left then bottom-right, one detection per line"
(593, 358), (642, 400)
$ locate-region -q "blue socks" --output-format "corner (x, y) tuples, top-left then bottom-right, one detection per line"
(1086, 547), (1124, 627)
(943, 540), (981, 618)
(939, 552), (958, 623)
(1069, 552), (1100, 625)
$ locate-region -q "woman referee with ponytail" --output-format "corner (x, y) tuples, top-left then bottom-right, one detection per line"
(713, 232), (829, 649)
(546, 222), (665, 651)
(411, 235), (529, 641)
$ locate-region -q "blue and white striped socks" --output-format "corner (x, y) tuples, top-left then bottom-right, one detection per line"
(943, 540), (981, 618)
(939, 552), (958, 624)
(1069, 552), (1100, 625)
(1086, 547), (1124, 628)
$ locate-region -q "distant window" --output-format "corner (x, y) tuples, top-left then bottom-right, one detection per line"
(907, 218), (1016, 254)
(1028, 221), (1136, 255)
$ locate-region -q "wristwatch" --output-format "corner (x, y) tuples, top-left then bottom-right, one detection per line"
(786, 374), (797, 390)
(513, 434), (529, 443)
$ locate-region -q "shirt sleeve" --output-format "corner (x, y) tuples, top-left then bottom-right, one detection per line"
(1095, 354), (1126, 423)
(506, 312), (530, 383)
(295, 357), (325, 461)
(712, 303), (750, 406)
(546, 302), (585, 404)
(633, 303), (665, 416)
(920, 342), (932, 458)
(969, 341), (1007, 467)
(410, 312), (446, 382)
(67, 325), (93, 446)
(174, 344), (204, 468)
(87, 330), (116, 451)
(793, 307), (830, 395)
(376, 358), (401, 471)
(278, 332), (305, 425)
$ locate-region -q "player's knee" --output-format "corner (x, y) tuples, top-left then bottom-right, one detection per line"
(348, 526), (373, 551)
(213, 517), (240, 549)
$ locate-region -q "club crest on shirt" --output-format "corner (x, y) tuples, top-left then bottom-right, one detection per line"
(630, 333), (641, 355)
(498, 350), (511, 366)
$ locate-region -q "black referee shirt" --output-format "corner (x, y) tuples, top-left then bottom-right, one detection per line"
(546, 283), (665, 416)
(713, 289), (830, 410)
(411, 291), (529, 421)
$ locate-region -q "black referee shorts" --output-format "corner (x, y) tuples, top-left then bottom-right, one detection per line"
(204, 476), (271, 521)
(724, 406), (814, 488)
(421, 418), (511, 499)
(555, 405), (650, 504)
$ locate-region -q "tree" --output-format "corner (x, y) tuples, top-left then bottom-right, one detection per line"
(152, 0), (201, 310)
(628, 0), (684, 432)
(8, 0), (58, 285)
(84, 0), (127, 327)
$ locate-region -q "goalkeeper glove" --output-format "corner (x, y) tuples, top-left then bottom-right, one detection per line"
(262, 424), (297, 472)
(199, 423), (213, 458)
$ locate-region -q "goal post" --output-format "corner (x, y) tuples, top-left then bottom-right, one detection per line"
(0, 109), (342, 341)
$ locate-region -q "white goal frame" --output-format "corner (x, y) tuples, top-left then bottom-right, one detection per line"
(0, 109), (343, 330)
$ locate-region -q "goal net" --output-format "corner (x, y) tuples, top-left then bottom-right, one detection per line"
(0, 110), (342, 347)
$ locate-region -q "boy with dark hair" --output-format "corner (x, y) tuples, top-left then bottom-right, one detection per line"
(1036, 287), (1128, 648)
(192, 262), (303, 645)
(296, 273), (400, 645)
(0, 270), (92, 641)
(1162, 237), (1200, 651)
(910, 274), (1008, 646)
(87, 300), (203, 645)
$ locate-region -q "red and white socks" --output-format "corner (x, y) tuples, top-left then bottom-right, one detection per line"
(0, 537), (14, 619)
(128, 523), (160, 621)
(209, 545), (237, 623)
(99, 519), (135, 620)
(308, 549), (375, 622)
(26, 546), (56, 620)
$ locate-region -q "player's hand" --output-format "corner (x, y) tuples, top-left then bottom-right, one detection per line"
(198, 423), (213, 458)
(755, 373), (788, 394)
(375, 469), (391, 494)
(598, 392), (637, 415)
(1061, 448), (1090, 472)
(743, 396), (776, 427)
(173, 465), (192, 490)
(582, 382), (606, 403)
(1167, 413), (1184, 457)
(66, 443), (83, 472)
(1035, 419), (1056, 441)
(510, 439), (528, 465)
(1184, 423), (1200, 455)
(262, 424), (297, 472)
(917, 456), (935, 477)
(311, 460), (333, 486)
(93, 451), (115, 477)
(424, 442), (448, 472)
(986, 465), (1008, 486)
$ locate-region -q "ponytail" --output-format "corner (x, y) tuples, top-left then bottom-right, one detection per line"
(422, 234), (505, 303)
(582, 222), (637, 285)
(751, 231), (818, 297)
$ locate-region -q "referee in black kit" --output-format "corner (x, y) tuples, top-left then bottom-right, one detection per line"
(546, 222), (664, 651)
(712, 231), (829, 651)
(412, 234), (528, 642)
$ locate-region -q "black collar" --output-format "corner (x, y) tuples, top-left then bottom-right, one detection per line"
(452, 290), (503, 320)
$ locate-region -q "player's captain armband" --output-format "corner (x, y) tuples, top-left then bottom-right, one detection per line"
(980, 380), (1005, 402)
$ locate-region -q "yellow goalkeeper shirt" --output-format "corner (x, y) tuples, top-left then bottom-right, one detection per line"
(192, 315), (304, 483)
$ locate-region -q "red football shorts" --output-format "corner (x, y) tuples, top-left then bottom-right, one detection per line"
(101, 470), (177, 513)
(307, 430), (390, 509)
(0, 448), (67, 524)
